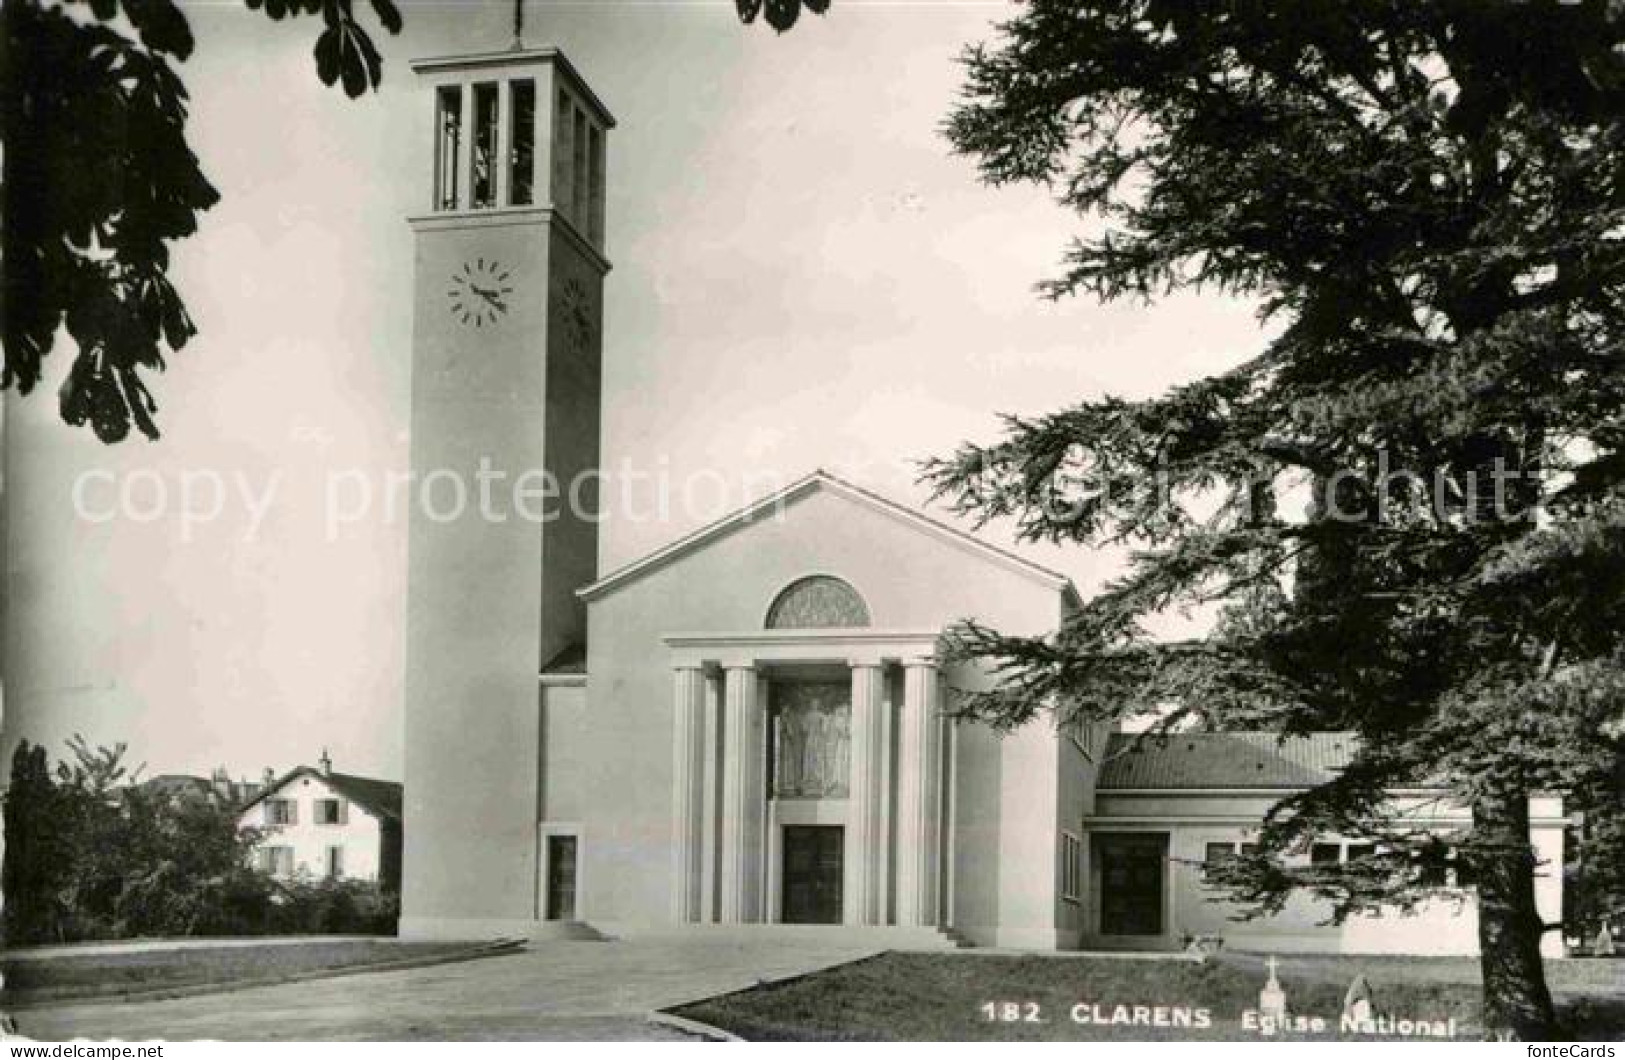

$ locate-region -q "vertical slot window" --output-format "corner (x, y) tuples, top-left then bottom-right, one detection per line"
(471, 82), (500, 209)
(555, 89), (575, 216)
(572, 108), (589, 230)
(588, 124), (604, 248)
(509, 79), (535, 206)
(435, 85), (462, 210)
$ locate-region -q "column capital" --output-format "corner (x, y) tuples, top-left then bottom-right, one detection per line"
(719, 657), (758, 673)
(902, 656), (940, 671)
(846, 655), (885, 670)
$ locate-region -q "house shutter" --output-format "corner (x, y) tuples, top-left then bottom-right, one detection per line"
(339, 800), (349, 825)
(288, 800), (298, 825)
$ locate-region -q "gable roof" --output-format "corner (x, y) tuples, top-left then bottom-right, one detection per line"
(240, 766), (403, 822)
(578, 469), (1072, 603)
(1097, 732), (1358, 790)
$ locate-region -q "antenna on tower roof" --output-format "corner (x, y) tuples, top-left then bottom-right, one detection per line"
(510, 0), (525, 51)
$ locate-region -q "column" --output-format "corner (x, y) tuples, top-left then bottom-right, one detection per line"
(759, 673), (778, 924)
(670, 666), (706, 923)
(699, 669), (722, 923)
(495, 79), (512, 208)
(455, 84), (475, 211)
(845, 660), (886, 925)
(896, 659), (943, 927)
(719, 664), (764, 922)
(878, 669), (894, 925)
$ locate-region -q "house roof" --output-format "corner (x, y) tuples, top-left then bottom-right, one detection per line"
(138, 774), (215, 799)
(1097, 731), (1359, 790)
(138, 773), (262, 802)
(240, 767), (403, 821)
(577, 469), (1072, 603)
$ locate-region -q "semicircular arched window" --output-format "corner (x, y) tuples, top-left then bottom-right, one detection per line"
(765, 575), (871, 629)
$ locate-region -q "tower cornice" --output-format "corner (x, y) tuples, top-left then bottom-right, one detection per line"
(407, 206), (612, 275)
(410, 47), (616, 130)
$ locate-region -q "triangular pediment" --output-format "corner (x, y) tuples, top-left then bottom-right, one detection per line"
(577, 470), (1071, 603)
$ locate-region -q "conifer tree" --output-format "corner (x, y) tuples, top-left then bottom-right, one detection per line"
(927, 0), (1625, 1038)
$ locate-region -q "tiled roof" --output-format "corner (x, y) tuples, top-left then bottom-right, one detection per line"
(322, 772), (403, 821)
(1097, 731), (1358, 789)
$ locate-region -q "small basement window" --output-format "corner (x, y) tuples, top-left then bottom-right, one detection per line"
(1310, 842), (1342, 866)
(1205, 841), (1260, 866)
(1311, 840), (1377, 865)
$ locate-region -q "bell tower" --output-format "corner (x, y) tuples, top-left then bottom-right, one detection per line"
(401, 45), (613, 937)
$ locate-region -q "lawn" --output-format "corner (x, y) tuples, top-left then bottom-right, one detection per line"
(671, 951), (1625, 1042)
(2, 939), (506, 1006)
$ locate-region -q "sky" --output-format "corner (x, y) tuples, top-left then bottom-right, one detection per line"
(2, 0), (1265, 782)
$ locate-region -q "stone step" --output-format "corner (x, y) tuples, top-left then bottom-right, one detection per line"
(603, 923), (971, 950)
(527, 920), (611, 941)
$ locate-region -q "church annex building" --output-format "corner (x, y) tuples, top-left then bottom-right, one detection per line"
(398, 47), (1564, 956)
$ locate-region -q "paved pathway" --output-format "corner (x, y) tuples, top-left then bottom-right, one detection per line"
(6, 937), (380, 962)
(15, 935), (880, 1042)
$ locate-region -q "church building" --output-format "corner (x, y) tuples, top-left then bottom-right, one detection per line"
(399, 46), (1564, 955)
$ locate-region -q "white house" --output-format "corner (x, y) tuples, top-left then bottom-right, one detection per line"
(239, 752), (402, 890)
(395, 43), (1564, 955)
(1088, 732), (1565, 954)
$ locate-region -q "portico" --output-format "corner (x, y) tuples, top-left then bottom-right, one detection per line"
(416, 470), (1090, 947)
(665, 627), (947, 929)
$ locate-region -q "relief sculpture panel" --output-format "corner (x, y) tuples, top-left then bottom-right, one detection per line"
(770, 681), (851, 798)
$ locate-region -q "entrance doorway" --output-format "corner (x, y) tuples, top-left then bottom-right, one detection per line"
(1095, 832), (1167, 936)
(545, 834), (578, 920)
(781, 825), (843, 924)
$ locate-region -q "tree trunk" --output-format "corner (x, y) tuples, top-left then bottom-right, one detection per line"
(1474, 791), (1558, 1040)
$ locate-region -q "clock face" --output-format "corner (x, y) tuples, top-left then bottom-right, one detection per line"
(446, 258), (513, 328)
